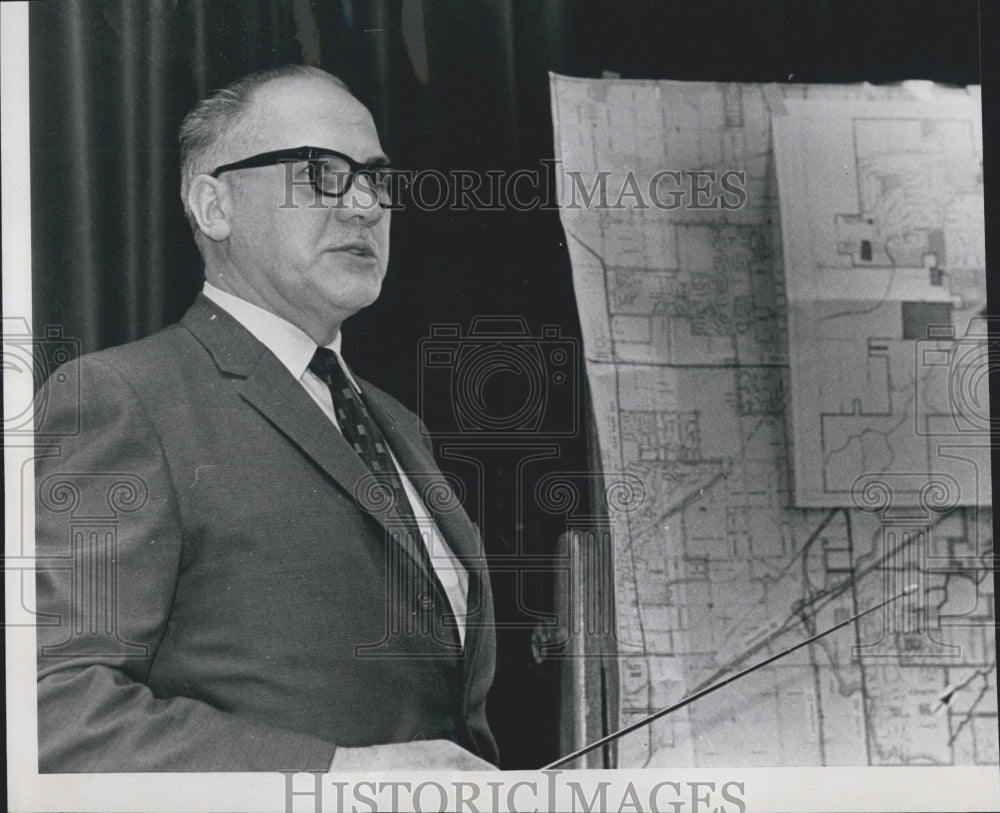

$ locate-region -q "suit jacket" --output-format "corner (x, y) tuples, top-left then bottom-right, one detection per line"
(35, 294), (498, 771)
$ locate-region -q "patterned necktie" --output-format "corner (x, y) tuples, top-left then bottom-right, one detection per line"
(308, 348), (434, 579)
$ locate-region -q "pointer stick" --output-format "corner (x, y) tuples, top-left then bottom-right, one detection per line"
(542, 584), (918, 769)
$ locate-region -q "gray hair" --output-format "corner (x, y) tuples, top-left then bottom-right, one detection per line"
(178, 65), (351, 233)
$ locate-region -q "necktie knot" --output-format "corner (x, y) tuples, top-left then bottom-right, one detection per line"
(309, 348), (359, 405)
(309, 347), (343, 380)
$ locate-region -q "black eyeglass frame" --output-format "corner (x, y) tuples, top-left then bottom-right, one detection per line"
(210, 145), (402, 204)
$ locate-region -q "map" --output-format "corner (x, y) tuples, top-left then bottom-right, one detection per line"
(550, 74), (996, 768)
(773, 95), (990, 508)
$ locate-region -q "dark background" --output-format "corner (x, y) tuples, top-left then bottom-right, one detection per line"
(29, 0), (989, 769)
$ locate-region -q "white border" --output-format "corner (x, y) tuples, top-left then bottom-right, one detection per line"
(3, 2), (998, 811)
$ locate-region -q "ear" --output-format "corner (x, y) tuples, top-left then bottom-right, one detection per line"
(186, 174), (232, 242)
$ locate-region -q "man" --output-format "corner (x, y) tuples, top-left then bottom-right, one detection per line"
(35, 65), (498, 771)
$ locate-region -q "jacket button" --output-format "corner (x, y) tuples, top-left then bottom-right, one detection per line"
(418, 593), (434, 611)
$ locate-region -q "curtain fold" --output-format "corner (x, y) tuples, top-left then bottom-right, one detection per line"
(120, 1), (140, 340)
(63, 0), (99, 350)
(144, 0), (168, 331)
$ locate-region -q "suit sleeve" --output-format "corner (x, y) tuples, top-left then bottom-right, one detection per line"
(35, 356), (337, 772)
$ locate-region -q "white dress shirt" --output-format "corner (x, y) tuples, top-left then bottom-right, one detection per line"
(202, 282), (468, 646)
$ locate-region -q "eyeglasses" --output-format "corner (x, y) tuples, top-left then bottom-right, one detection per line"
(210, 146), (405, 206)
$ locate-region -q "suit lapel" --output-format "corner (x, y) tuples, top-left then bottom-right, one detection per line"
(180, 295), (436, 583)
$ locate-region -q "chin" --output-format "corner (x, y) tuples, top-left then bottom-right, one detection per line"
(323, 283), (384, 314)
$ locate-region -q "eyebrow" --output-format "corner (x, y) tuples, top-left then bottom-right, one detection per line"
(293, 150), (390, 165)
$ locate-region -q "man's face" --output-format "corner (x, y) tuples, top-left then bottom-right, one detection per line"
(218, 76), (390, 343)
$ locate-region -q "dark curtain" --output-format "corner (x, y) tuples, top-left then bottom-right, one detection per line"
(29, 0), (983, 768)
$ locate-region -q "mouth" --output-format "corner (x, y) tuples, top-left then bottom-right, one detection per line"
(334, 240), (376, 259)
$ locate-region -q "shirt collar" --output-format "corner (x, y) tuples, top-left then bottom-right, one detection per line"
(202, 282), (348, 383)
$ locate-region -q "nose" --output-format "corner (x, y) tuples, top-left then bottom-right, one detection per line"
(333, 177), (386, 226)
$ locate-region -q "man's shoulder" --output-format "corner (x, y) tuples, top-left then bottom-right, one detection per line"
(34, 323), (207, 440)
(68, 323), (207, 389)
(46, 305), (244, 423)
(65, 294), (258, 383)
(83, 322), (192, 364)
